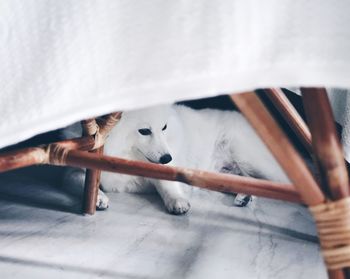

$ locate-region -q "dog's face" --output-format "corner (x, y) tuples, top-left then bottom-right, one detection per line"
(122, 106), (175, 164)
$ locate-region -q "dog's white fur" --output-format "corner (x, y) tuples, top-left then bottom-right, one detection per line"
(90, 105), (289, 214)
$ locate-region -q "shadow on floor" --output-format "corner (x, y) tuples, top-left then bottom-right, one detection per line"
(0, 168), (82, 215)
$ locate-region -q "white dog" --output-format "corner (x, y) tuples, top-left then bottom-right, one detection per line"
(63, 105), (290, 215)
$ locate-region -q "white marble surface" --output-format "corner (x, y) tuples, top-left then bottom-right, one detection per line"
(0, 168), (327, 279)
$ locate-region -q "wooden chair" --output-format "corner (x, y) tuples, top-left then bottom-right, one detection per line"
(0, 88), (349, 278)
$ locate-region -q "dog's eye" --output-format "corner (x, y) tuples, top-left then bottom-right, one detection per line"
(162, 124), (167, 131)
(138, 128), (152, 136)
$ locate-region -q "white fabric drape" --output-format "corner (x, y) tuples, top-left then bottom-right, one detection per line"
(1, 0), (350, 148)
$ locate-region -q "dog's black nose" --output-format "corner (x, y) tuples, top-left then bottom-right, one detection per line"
(159, 154), (172, 164)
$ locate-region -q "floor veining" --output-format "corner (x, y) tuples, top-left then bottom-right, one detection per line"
(0, 169), (326, 279)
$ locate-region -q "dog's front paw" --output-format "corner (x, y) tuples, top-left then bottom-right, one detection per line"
(165, 198), (191, 215)
(96, 191), (109, 210)
(233, 194), (253, 207)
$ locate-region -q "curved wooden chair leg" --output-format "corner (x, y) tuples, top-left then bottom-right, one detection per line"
(232, 89), (350, 279)
(83, 146), (104, 215)
(81, 113), (122, 215)
(302, 88), (349, 200)
(302, 88), (350, 279)
(230, 91), (324, 206)
(264, 88), (312, 153)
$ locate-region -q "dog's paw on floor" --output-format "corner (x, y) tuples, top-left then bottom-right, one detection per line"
(96, 191), (109, 210)
(165, 198), (191, 215)
(233, 194), (253, 207)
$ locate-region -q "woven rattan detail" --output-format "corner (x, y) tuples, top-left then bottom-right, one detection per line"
(81, 113), (122, 149)
(47, 144), (69, 165)
(310, 197), (350, 270)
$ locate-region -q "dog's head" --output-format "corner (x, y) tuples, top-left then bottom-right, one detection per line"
(120, 105), (176, 164)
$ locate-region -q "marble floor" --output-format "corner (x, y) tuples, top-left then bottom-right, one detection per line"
(0, 168), (327, 279)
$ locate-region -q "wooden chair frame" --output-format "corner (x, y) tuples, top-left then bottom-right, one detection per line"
(0, 88), (349, 278)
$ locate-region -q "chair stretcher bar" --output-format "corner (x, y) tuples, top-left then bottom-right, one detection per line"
(0, 139), (301, 204)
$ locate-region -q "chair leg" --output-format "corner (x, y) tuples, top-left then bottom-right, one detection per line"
(232, 90), (349, 279)
(83, 146), (104, 215)
(302, 88), (350, 279)
(230, 91), (324, 206)
(301, 88), (349, 199)
(264, 88), (312, 153)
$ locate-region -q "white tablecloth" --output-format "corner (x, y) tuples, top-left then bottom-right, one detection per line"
(1, 0), (350, 148)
